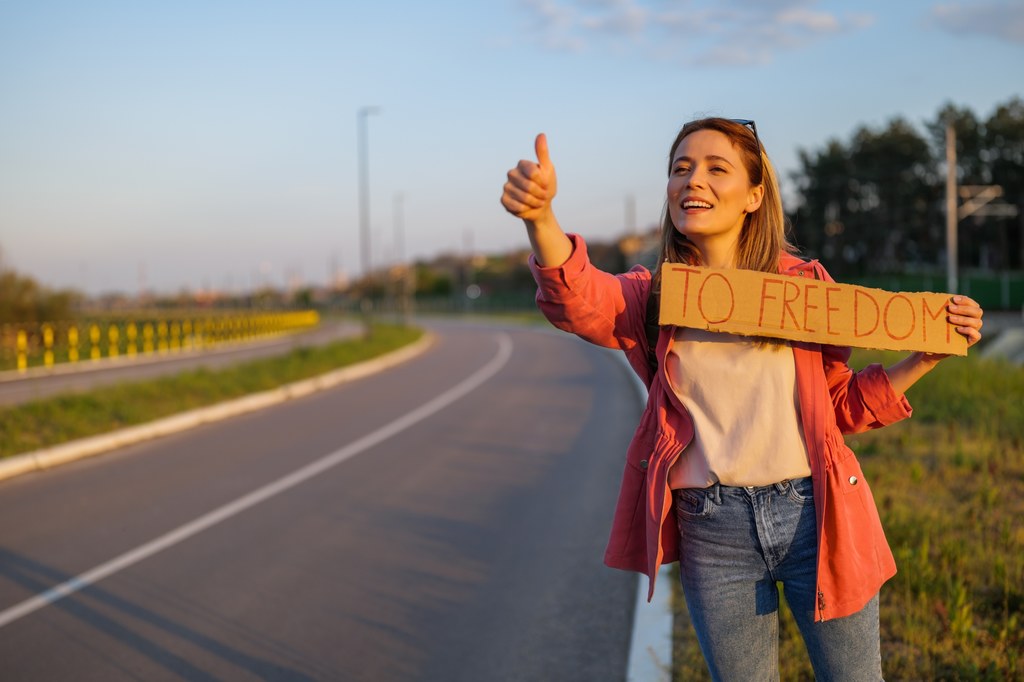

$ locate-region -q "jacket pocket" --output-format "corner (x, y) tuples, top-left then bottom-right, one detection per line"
(625, 411), (657, 472)
(820, 438), (896, 597)
(831, 443), (867, 496)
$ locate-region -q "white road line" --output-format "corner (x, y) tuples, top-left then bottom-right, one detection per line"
(0, 332), (514, 629)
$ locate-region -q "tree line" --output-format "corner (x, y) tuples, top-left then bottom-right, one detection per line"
(0, 249), (82, 324)
(787, 96), (1023, 278)
(3, 97), (1021, 322)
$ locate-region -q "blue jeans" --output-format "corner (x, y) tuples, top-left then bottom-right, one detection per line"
(674, 477), (883, 681)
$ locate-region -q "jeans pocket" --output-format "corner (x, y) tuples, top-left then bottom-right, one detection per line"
(783, 477), (814, 505)
(675, 488), (714, 519)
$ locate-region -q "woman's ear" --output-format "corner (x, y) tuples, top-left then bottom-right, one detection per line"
(746, 184), (765, 213)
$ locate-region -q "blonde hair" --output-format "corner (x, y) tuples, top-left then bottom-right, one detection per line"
(652, 118), (796, 295)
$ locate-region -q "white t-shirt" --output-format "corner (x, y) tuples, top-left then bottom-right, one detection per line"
(665, 327), (812, 489)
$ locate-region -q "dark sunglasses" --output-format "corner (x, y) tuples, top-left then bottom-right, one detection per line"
(730, 119), (764, 177)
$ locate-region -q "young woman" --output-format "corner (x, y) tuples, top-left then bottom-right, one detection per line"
(500, 118), (984, 680)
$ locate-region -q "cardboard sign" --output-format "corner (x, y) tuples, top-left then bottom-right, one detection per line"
(660, 265), (966, 355)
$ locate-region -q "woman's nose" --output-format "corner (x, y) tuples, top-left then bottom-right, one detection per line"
(687, 168), (707, 188)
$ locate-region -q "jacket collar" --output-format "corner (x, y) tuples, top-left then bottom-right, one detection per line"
(780, 253), (820, 277)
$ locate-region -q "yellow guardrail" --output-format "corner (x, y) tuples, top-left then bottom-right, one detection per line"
(1, 310), (320, 373)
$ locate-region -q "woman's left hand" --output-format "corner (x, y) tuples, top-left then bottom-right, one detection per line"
(887, 296), (985, 392)
(948, 295), (984, 349)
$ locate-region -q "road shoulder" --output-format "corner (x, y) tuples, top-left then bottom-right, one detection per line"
(0, 332), (434, 484)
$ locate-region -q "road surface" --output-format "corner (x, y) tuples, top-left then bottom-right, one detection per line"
(0, 320), (644, 681)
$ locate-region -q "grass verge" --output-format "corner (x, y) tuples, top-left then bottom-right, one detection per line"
(673, 351), (1023, 680)
(0, 324), (424, 459)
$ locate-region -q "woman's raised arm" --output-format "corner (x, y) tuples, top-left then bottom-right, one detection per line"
(501, 133), (573, 267)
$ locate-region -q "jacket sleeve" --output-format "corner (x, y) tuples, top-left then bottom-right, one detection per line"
(812, 262), (913, 433)
(821, 345), (912, 433)
(529, 233), (650, 352)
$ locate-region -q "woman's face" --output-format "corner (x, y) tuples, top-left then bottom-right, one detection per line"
(666, 129), (763, 264)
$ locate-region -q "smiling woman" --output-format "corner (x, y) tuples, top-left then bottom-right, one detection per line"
(658, 118), (789, 278)
(500, 116), (984, 680)
(666, 127), (765, 267)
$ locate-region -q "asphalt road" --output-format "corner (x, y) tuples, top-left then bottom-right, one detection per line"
(0, 320), (642, 681)
(0, 320), (363, 407)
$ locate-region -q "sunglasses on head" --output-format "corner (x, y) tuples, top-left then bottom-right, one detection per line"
(730, 119), (763, 176)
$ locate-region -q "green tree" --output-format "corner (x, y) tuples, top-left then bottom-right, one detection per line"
(847, 117), (937, 272)
(984, 97), (1024, 269)
(789, 119), (935, 276)
(928, 103), (987, 185)
(0, 266), (82, 324)
(788, 139), (854, 266)
(789, 97), (1024, 275)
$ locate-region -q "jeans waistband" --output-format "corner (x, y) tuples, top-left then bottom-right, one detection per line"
(677, 476), (813, 505)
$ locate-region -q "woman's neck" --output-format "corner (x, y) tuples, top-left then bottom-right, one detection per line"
(693, 235), (739, 269)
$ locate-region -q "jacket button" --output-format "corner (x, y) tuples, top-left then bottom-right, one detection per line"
(848, 475), (858, 485)
(640, 459), (649, 470)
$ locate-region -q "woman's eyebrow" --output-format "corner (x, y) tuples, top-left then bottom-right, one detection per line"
(672, 154), (736, 167)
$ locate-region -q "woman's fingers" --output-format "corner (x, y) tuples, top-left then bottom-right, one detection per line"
(501, 133), (558, 220)
(501, 181), (545, 210)
(948, 295), (984, 347)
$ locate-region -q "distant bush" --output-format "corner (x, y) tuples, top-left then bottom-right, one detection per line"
(0, 266), (83, 324)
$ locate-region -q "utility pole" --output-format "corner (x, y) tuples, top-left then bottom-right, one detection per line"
(357, 106), (380, 333)
(394, 192), (412, 325)
(945, 122), (1018, 293)
(945, 123), (958, 294)
(625, 194), (636, 234)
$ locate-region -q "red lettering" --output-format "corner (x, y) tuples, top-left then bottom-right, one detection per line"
(697, 272), (735, 324)
(854, 289), (880, 337)
(825, 287), (842, 336)
(883, 294), (915, 341)
(759, 278), (784, 327)
(801, 284), (820, 333)
(920, 296), (950, 343)
(674, 267), (701, 318)
(780, 281), (801, 329)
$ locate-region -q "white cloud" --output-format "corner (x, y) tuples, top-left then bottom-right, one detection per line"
(520, 0), (586, 51)
(931, 2), (1024, 45)
(777, 8), (840, 33)
(517, 0), (875, 65)
(580, 2), (649, 37)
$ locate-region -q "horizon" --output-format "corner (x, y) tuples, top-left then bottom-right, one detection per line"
(2, 0), (1022, 296)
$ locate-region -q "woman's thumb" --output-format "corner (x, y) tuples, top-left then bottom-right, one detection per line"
(535, 133), (552, 168)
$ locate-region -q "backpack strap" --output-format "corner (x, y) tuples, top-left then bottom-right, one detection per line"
(802, 257), (820, 280)
(645, 288), (660, 374)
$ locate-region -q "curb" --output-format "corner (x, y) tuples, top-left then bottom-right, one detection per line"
(980, 327), (1024, 365)
(610, 349), (674, 682)
(0, 332), (435, 484)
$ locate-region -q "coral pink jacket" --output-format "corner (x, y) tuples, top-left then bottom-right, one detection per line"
(530, 235), (911, 621)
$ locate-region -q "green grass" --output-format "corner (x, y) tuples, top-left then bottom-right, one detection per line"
(673, 351), (1023, 680)
(0, 324), (424, 459)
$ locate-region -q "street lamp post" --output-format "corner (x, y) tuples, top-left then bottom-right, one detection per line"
(357, 106), (380, 332)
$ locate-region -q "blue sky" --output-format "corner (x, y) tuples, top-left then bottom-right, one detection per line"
(1, 0), (1022, 296)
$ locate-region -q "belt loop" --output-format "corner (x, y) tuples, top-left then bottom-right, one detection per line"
(711, 482), (722, 505)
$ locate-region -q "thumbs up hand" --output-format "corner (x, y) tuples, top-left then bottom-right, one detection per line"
(501, 133), (558, 224)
